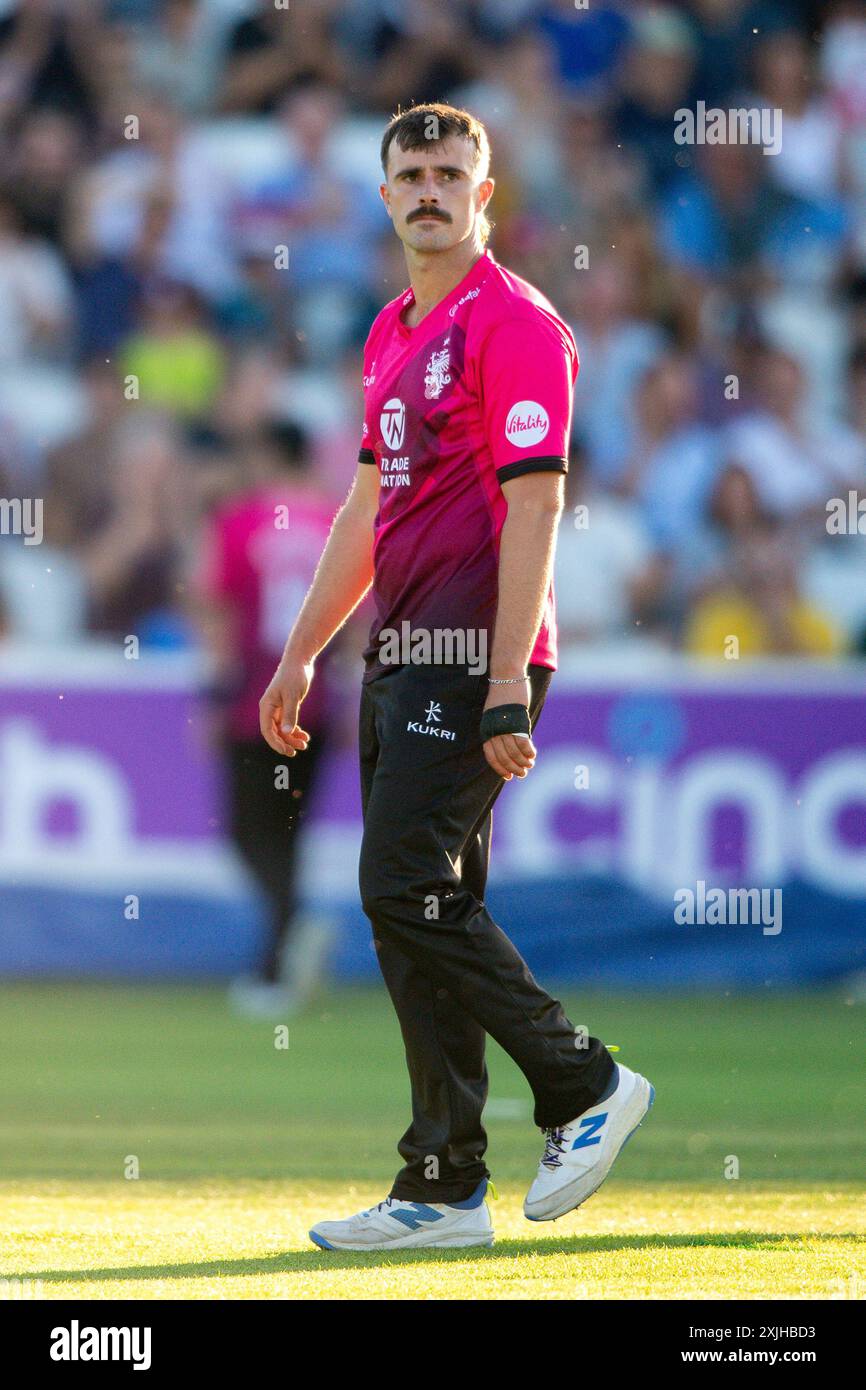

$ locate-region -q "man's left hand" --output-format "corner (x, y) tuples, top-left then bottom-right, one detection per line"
(482, 678), (536, 781)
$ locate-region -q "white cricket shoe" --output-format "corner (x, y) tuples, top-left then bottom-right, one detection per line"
(524, 1063), (654, 1222)
(309, 1180), (493, 1251)
(279, 911), (336, 1006)
(228, 977), (298, 1020)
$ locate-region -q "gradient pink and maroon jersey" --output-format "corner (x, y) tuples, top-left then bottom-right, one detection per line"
(199, 485), (335, 738)
(358, 248), (578, 681)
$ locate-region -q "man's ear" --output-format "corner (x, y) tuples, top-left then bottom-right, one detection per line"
(379, 182), (391, 217)
(477, 177), (495, 213)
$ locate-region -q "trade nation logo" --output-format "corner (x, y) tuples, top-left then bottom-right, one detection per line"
(380, 398), (406, 449)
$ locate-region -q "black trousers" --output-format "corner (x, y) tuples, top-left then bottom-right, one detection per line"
(227, 735), (324, 982)
(358, 663), (614, 1203)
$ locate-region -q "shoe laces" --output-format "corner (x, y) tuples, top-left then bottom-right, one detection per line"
(362, 1197), (395, 1217)
(541, 1125), (567, 1170)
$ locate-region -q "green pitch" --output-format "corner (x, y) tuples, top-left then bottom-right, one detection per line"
(0, 983), (864, 1300)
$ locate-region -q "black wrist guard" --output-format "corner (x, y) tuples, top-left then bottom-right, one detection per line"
(480, 703), (532, 741)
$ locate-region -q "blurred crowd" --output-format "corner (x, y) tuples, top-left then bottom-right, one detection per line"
(1, 0), (865, 663)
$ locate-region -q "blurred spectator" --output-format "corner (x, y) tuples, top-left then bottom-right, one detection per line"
(121, 277), (225, 420)
(464, 0), (539, 46)
(688, 0), (794, 106)
(615, 4), (700, 192)
(129, 0), (226, 117)
(752, 28), (845, 205)
(555, 446), (663, 647)
(42, 357), (129, 540)
(3, 106), (84, 245)
(0, 188), (73, 367)
(73, 91), (235, 305)
(0, 478), (87, 645)
(534, 0), (631, 95)
(660, 141), (808, 289)
(79, 414), (190, 643)
(820, 1), (866, 274)
(805, 520), (866, 654)
(213, 344), (284, 445)
(0, 184), (80, 461)
(685, 519), (844, 657)
(819, 0), (866, 128)
(568, 257), (668, 482)
(508, 98), (653, 311)
(673, 461), (769, 619)
(722, 346), (866, 524)
(220, 0), (347, 115)
(361, 0), (480, 114)
(231, 80), (383, 363)
(0, 0), (102, 127)
(616, 353), (721, 553)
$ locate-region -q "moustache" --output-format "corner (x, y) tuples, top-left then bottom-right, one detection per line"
(408, 208), (451, 223)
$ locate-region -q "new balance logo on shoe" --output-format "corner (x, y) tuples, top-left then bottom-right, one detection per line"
(571, 1112), (607, 1149)
(389, 1203), (446, 1231)
(308, 1183), (494, 1250)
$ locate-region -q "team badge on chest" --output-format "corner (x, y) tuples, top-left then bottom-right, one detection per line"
(424, 346), (452, 400)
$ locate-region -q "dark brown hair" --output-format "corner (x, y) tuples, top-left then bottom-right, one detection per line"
(380, 102), (491, 178)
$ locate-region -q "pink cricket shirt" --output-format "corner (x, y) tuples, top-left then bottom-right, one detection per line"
(358, 248), (578, 680)
(199, 484), (336, 739)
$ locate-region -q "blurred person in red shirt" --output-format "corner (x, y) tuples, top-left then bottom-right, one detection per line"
(196, 419), (337, 1017)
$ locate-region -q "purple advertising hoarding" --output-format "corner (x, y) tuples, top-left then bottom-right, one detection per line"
(0, 647), (864, 978)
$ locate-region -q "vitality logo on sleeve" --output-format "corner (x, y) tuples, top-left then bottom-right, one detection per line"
(505, 401), (549, 448)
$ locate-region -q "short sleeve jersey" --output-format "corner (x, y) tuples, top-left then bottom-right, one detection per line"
(358, 248), (578, 680)
(198, 484), (335, 738)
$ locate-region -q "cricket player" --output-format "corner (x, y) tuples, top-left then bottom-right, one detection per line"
(259, 103), (654, 1250)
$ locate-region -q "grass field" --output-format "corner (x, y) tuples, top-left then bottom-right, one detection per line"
(0, 983), (864, 1300)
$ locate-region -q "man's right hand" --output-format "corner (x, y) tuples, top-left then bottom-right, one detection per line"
(259, 656), (315, 757)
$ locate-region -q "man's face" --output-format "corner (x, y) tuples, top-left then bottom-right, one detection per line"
(380, 134), (493, 253)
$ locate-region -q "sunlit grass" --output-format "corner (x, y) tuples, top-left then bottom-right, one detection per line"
(0, 984), (863, 1298)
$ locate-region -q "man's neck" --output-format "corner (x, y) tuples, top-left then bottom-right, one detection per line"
(403, 239), (485, 326)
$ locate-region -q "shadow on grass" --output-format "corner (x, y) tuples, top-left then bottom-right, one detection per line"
(12, 1231), (866, 1283)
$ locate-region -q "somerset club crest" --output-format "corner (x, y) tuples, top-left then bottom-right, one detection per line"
(424, 345), (452, 400)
